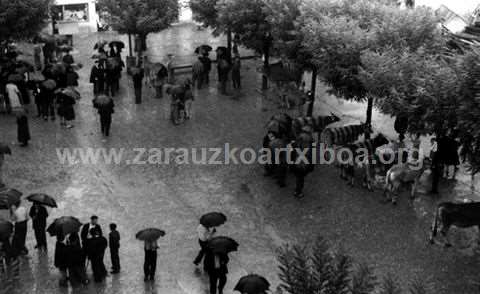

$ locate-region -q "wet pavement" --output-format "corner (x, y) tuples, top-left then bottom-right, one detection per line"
(1, 22), (480, 294)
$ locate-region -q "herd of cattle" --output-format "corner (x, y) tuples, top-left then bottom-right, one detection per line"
(263, 112), (480, 248)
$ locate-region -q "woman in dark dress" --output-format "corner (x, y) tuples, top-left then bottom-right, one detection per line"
(66, 233), (89, 286)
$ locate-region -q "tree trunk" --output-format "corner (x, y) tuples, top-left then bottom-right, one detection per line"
(307, 68), (318, 117)
(128, 33), (133, 57)
(365, 97), (374, 139)
(227, 29), (232, 63)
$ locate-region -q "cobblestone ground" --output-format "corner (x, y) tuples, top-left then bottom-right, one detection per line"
(0, 23), (479, 294)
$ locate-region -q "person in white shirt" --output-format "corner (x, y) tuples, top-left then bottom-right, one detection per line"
(193, 223), (216, 266)
(10, 201), (29, 255)
(5, 82), (22, 112)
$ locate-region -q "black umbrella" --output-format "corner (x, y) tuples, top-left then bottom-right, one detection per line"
(0, 189), (22, 209)
(27, 193), (57, 208)
(58, 44), (73, 52)
(208, 236), (239, 254)
(194, 45), (213, 54)
(7, 74), (23, 83)
(200, 212), (227, 228)
(109, 41), (125, 49)
(0, 220), (13, 241)
(59, 87), (81, 100)
(136, 228), (166, 241)
(93, 95), (113, 107)
(42, 79), (57, 90)
(0, 143), (11, 155)
(234, 274), (270, 294)
(47, 216), (82, 237)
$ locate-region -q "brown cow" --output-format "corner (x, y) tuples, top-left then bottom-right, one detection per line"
(429, 201), (480, 247)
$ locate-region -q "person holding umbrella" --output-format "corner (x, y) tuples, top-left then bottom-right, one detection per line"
(28, 202), (48, 251)
(54, 234), (69, 287)
(65, 232), (89, 286)
(194, 212), (226, 266)
(205, 236), (238, 294)
(27, 193), (57, 251)
(10, 200), (29, 256)
(56, 90), (76, 129)
(90, 60), (105, 97)
(93, 95), (115, 137)
(136, 228), (165, 281)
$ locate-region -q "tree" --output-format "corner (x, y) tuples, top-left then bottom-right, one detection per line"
(191, 0), (234, 60)
(98, 0), (179, 56)
(300, 0), (442, 137)
(277, 237), (429, 294)
(0, 0), (51, 40)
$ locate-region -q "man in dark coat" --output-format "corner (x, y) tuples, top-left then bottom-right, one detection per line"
(81, 216), (102, 247)
(132, 65), (144, 104)
(29, 203), (48, 250)
(85, 228), (107, 283)
(217, 58), (230, 95)
(90, 61), (105, 96)
(199, 55), (212, 85)
(93, 95), (114, 137)
(16, 110), (30, 147)
(108, 223), (120, 274)
(204, 250), (229, 294)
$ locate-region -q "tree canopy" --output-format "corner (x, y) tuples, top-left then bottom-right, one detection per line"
(0, 0), (51, 40)
(98, 0), (179, 36)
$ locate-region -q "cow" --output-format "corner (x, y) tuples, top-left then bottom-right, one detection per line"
(383, 158), (430, 205)
(292, 113), (341, 141)
(429, 201), (480, 247)
(341, 133), (389, 190)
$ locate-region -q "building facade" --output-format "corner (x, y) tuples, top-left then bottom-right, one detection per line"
(51, 0), (98, 34)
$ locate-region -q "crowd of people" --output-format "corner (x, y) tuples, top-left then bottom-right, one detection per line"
(1, 199), (242, 294)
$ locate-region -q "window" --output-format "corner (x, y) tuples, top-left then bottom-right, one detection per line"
(52, 4), (89, 22)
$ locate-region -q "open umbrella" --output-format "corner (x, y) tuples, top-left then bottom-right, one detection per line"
(94, 40), (108, 50)
(60, 87), (81, 100)
(58, 44), (73, 52)
(0, 189), (22, 209)
(234, 274), (270, 294)
(208, 236), (239, 254)
(42, 79), (57, 90)
(135, 228), (166, 241)
(52, 63), (66, 76)
(106, 57), (120, 69)
(0, 220), (13, 241)
(47, 216), (82, 237)
(109, 41), (125, 49)
(0, 143), (11, 155)
(26, 193), (57, 208)
(194, 45), (213, 54)
(7, 74), (23, 83)
(200, 212), (227, 228)
(93, 95), (113, 107)
(92, 53), (107, 60)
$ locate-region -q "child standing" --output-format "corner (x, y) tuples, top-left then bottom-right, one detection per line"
(109, 223), (120, 274)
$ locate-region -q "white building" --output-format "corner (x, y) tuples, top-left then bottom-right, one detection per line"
(51, 0), (98, 34)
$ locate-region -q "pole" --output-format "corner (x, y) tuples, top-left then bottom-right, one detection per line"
(227, 29), (232, 63)
(307, 67), (317, 117)
(128, 33), (133, 57)
(365, 97), (374, 139)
